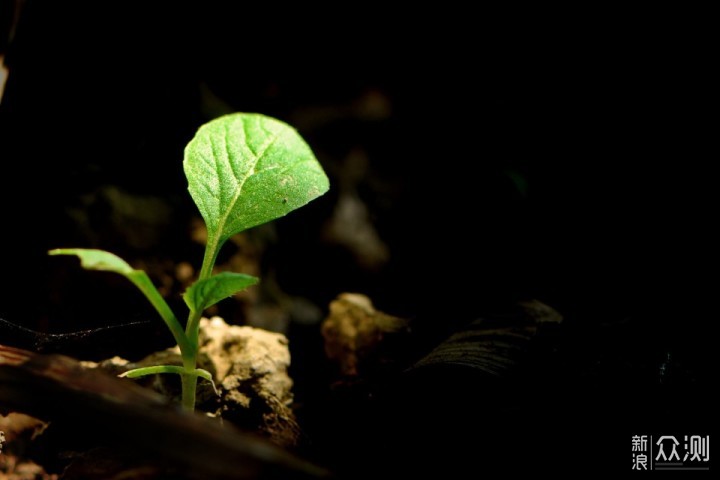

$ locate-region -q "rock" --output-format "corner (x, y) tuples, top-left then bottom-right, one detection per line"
(0, 412), (48, 455)
(86, 317), (299, 447)
(199, 317), (299, 448)
(321, 293), (409, 376)
(0, 411), (59, 479)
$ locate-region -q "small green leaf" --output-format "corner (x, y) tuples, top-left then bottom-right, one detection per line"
(184, 113), (329, 247)
(184, 271), (258, 313)
(49, 248), (133, 275)
(120, 365), (186, 378)
(120, 366), (218, 395)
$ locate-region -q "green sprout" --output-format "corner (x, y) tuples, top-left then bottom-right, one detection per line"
(50, 113), (329, 411)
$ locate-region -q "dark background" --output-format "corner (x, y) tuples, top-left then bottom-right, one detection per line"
(0, 2), (711, 476)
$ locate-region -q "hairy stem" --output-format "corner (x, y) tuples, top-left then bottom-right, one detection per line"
(198, 234), (221, 282)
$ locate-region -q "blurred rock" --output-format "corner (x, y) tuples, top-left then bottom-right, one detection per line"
(322, 150), (390, 270)
(321, 293), (408, 376)
(0, 413), (55, 480)
(0, 413), (48, 453)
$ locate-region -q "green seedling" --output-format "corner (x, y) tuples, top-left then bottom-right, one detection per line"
(50, 113), (329, 411)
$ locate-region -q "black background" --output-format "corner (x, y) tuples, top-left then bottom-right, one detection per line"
(0, 2), (711, 476)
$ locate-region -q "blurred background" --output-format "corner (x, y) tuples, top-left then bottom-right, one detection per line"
(0, 1), (711, 474)
(1, 3), (706, 336)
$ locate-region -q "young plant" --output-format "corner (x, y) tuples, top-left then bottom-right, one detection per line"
(50, 113), (329, 411)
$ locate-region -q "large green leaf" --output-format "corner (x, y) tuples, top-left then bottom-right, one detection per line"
(183, 113), (329, 246)
(183, 272), (259, 313)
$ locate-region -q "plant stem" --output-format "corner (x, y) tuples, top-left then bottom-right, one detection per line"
(199, 235), (221, 281)
(185, 310), (203, 343)
(129, 271), (194, 357)
(180, 235), (223, 411)
(185, 236), (221, 339)
(181, 373), (198, 411)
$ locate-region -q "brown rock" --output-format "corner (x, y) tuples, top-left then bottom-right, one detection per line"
(321, 293), (408, 376)
(85, 317), (299, 447)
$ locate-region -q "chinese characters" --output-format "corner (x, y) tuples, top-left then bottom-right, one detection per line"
(633, 434), (710, 471)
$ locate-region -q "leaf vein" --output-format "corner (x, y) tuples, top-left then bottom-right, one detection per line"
(213, 127), (283, 242)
